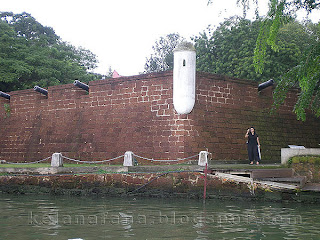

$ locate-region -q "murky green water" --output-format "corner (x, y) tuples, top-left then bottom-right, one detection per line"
(0, 193), (319, 240)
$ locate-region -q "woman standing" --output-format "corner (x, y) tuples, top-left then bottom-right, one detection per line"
(245, 127), (261, 165)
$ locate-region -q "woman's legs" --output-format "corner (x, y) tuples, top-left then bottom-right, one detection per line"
(248, 145), (259, 164)
(248, 145), (254, 164)
(253, 146), (259, 164)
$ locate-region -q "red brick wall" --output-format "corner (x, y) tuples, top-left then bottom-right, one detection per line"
(0, 71), (319, 163)
(187, 72), (320, 162)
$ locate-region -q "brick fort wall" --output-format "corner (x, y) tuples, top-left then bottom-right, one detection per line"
(0, 71), (319, 163)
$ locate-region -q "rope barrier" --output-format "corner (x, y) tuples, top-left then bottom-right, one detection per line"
(4, 156), (51, 165)
(133, 153), (199, 162)
(1, 152), (203, 165)
(62, 154), (125, 164)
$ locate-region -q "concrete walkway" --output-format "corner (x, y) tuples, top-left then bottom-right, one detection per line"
(209, 163), (281, 169)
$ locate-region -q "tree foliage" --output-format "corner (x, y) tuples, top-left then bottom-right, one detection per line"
(207, 0), (320, 120)
(194, 17), (262, 80)
(193, 17), (313, 83)
(272, 22), (320, 120)
(144, 33), (185, 73)
(0, 12), (101, 92)
(251, 0), (320, 120)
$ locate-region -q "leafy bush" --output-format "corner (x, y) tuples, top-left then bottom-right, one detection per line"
(288, 155), (320, 166)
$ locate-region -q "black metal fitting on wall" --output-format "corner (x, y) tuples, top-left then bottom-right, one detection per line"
(74, 80), (89, 92)
(34, 86), (48, 96)
(258, 79), (274, 92)
(0, 91), (10, 100)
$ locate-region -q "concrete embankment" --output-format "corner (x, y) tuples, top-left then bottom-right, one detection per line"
(0, 165), (319, 203)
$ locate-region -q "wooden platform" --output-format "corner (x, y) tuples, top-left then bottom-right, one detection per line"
(209, 166), (311, 190)
(214, 172), (299, 191)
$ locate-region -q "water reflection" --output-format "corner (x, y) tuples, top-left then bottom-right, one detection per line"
(0, 194), (319, 239)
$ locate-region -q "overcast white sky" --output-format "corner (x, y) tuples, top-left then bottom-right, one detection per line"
(1, 0), (319, 76)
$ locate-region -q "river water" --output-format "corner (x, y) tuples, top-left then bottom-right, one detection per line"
(0, 193), (319, 240)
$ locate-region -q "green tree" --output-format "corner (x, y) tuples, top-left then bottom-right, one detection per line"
(106, 66), (113, 78)
(0, 12), (101, 91)
(252, 0), (320, 120)
(271, 21), (320, 120)
(194, 17), (262, 80)
(144, 33), (185, 73)
(193, 17), (313, 83)
(208, 0), (320, 120)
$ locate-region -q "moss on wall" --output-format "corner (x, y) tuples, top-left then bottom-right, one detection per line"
(288, 156), (320, 183)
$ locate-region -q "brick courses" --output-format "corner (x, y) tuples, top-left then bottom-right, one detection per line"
(0, 71), (319, 163)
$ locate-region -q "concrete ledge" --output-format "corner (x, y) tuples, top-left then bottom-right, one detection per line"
(0, 166), (129, 175)
(281, 148), (320, 164)
(0, 165), (203, 175)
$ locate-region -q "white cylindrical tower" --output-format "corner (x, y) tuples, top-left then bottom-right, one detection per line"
(173, 42), (196, 115)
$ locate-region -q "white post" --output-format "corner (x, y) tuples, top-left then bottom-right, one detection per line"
(198, 151), (208, 166)
(123, 151), (134, 166)
(51, 153), (63, 167)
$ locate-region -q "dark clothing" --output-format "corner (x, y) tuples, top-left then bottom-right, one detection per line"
(247, 133), (258, 146)
(247, 133), (260, 162)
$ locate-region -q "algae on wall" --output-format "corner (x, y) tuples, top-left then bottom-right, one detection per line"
(288, 156), (320, 183)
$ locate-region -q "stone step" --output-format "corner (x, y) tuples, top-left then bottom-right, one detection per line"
(302, 183), (320, 192)
(251, 169), (294, 179)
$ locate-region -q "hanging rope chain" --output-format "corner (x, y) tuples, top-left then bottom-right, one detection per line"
(2, 152), (202, 165)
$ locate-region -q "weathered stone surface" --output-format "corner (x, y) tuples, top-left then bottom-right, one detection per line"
(0, 171), (319, 202)
(51, 153), (63, 167)
(123, 151), (134, 166)
(198, 151), (208, 166)
(291, 162), (320, 183)
(1, 71), (319, 164)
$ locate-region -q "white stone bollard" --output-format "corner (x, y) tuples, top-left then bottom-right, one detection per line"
(51, 153), (63, 167)
(198, 151), (208, 166)
(123, 151), (134, 166)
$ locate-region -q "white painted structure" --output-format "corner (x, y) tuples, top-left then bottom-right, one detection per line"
(173, 42), (196, 114)
(281, 148), (320, 164)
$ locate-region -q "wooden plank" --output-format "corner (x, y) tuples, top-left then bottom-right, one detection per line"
(215, 172), (253, 184)
(214, 172), (298, 190)
(251, 169), (294, 179)
(255, 180), (298, 190)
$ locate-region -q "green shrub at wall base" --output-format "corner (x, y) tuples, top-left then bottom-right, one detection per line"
(290, 156), (320, 165)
